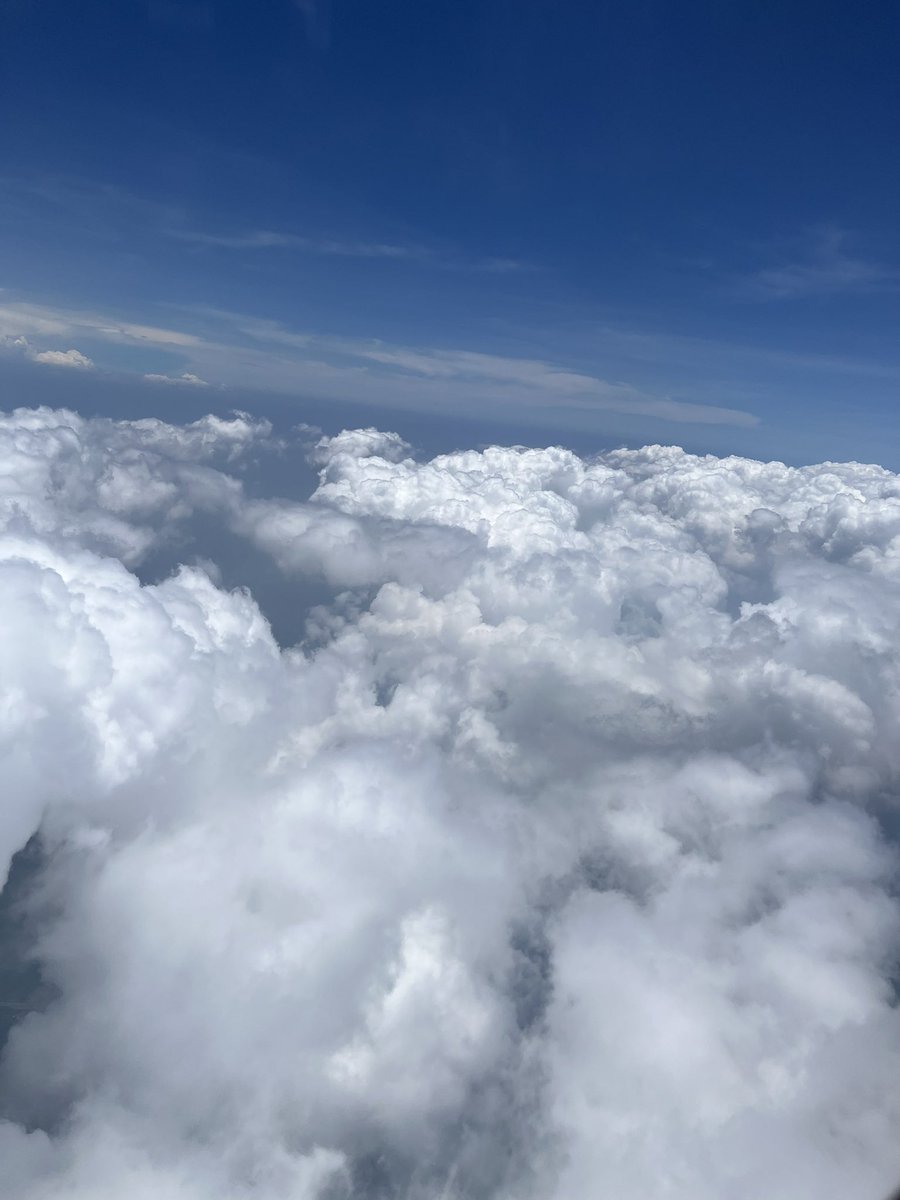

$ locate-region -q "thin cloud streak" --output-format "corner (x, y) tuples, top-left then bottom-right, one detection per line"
(217, 311), (758, 426)
(171, 228), (424, 257)
(0, 296), (758, 429)
(594, 324), (900, 383)
(168, 227), (530, 273)
(0, 173), (528, 275)
(736, 225), (897, 300)
(143, 371), (209, 387)
(0, 301), (200, 350)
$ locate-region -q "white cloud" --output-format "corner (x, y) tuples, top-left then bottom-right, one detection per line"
(0, 297), (756, 428)
(97, 320), (202, 347)
(342, 341), (756, 425)
(29, 347), (94, 369)
(0, 406), (270, 563)
(1, 332), (94, 371)
(208, 312), (757, 427)
(2, 409), (900, 1198)
(143, 371), (209, 386)
(0, 301), (199, 349)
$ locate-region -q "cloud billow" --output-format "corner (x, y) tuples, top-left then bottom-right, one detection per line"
(1, 407), (900, 1199)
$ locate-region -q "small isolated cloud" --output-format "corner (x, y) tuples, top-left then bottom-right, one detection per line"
(143, 371), (209, 387)
(29, 347), (94, 369)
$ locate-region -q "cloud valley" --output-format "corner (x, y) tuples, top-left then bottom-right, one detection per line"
(1, 406), (900, 1199)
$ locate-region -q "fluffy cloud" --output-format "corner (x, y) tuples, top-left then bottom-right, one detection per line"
(0, 406), (271, 564)
(1, 335), (94, 371)
(29, 348), (94, 369)
(1, 408), (900, 1199)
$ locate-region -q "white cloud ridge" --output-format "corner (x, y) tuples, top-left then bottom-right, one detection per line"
(1, 406), (900, 1200)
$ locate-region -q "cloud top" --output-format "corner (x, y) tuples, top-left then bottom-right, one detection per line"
(28, 347), (94, 369)
(1, 408), (900, 1199)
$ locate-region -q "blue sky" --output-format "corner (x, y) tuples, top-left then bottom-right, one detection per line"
(2, 0), (900, 463)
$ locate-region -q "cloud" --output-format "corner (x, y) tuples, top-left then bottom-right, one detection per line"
(169, 227), (530, 274)
(143, 371), (209, 386)
(739, 225), (896, 300)
(0, 406), (270, 564)
(29, 348), (94, 369)
(2, 407), (900, 1198)
(0, 297), (757, 429)
(174, 230), (422, 259)
(172, 228), (424, 258)
(200, 310), (757, 427)
(0, 301), (200, 350)
(98, 320), (201, 347)
(1, 331), (93, 371)
(339, 340), (757, 425)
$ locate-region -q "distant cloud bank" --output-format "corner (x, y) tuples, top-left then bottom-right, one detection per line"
(0, 295), (758, 429)
(1, 407), (900, 1199)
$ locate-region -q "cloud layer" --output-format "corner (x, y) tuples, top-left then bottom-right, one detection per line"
(1, 407), (900, 1199)
(0, 298), (757, 429)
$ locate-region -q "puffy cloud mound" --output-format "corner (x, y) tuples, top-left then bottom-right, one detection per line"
(2, 406), (900, 1200)
(29, 348), (94, 369)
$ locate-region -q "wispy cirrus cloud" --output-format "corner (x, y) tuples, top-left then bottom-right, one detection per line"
(168, 226), (529, 273)
(737, 225), (897, 300)
(209, 308), (757, 426)
(593, 323), (900, 383)
(171, 228), (421, 256)
(0, 300), (201, 350)
(0, 294), (757, 429)
(0, 173), (527, 275)
(338, 340), (755, 425)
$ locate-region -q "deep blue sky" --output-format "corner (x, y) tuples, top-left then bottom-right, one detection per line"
(2, 0), (900, 462)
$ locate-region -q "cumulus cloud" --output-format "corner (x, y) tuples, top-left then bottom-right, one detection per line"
(1, 335), (93, 371)
(28, 348), (94, 369)
(2, 407), (900, 1200)
(0, 406), (270, 564)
